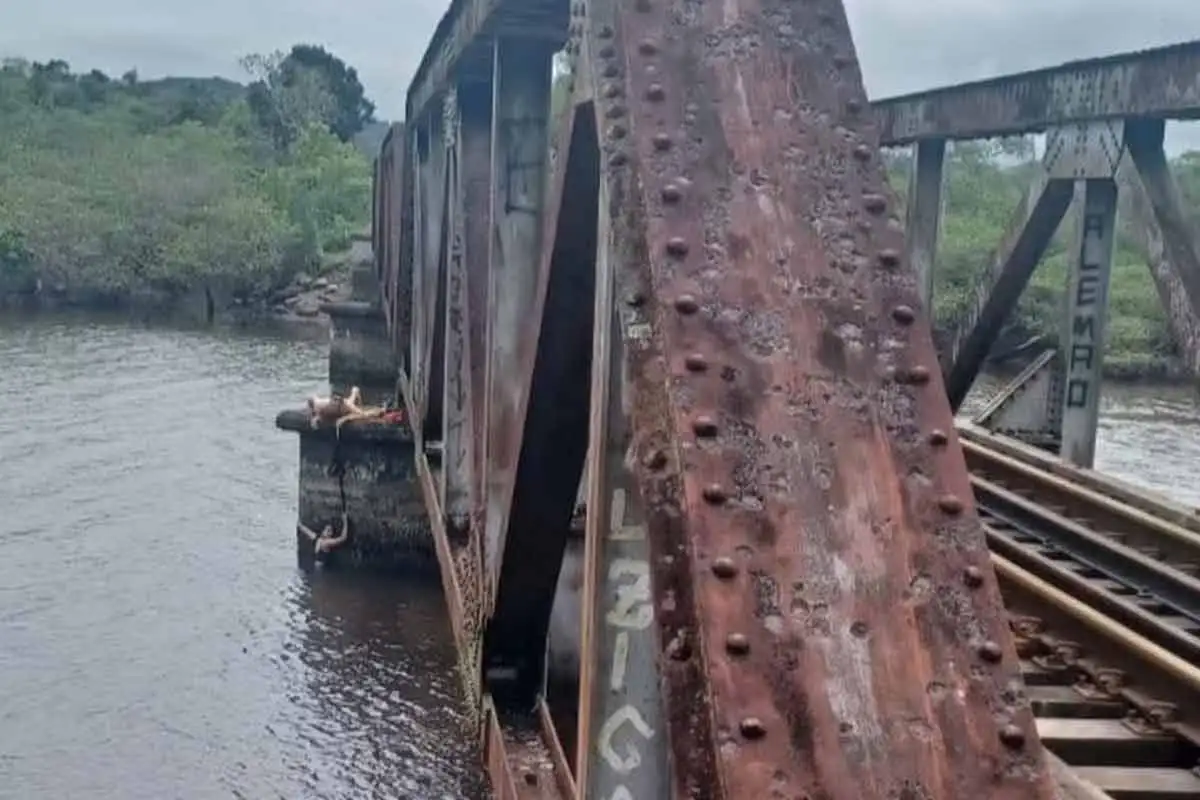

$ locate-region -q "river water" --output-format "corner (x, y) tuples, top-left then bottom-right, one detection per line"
(1, 316), (1199, 800)
(0, 314), (484, 800)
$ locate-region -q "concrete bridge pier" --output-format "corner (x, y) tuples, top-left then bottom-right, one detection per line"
(273, 240), (429, 571)
(275, 409), (433, 570)
(321, 248), (400, 406)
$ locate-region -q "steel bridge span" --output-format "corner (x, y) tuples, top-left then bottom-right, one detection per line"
(360, 1), (1200, 796)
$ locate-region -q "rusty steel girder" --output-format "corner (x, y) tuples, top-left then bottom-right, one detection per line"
(567, 0), (1059, 796)
(392, 0), (1070, 796)
(872, 39), (1200, 146)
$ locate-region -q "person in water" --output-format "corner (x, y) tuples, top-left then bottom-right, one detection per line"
(298, 512), (350, 561)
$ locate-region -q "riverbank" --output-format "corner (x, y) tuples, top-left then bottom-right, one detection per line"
(0, 241), (372, 329)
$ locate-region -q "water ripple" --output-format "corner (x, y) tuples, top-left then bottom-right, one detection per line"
(0, 314), (484, 800)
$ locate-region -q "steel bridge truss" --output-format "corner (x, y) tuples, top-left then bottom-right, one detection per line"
(372, 0), (1087, 796)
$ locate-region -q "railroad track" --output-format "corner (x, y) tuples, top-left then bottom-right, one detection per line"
(959, 425), (1200, 799)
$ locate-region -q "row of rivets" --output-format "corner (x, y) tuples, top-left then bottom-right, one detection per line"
(609, 0), (767, 746)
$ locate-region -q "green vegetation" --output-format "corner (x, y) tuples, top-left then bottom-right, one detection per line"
(0, 46), (375, 312)
(2, 46), (1197, 376)
(885, 140), (1196, 378)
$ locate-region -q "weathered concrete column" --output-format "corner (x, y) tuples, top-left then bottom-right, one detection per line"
(322, 300), (398, 406)
(904, 138), (946, 309)
(1059, 178), (1118, 467)
(275, 409), (434, 570)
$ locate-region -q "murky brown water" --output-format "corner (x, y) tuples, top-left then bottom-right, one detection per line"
(2, 316), (1199, 799)
(964, 373), (1200, 507)
(0, 314), (483, 800)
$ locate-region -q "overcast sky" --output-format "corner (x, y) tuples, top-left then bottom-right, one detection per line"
(3, 0), (1200, 144)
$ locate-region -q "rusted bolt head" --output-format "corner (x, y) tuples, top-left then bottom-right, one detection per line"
(702, 483), (729, 504)
(653, 132), (672, 151)
(901, 365), (931, 385)
(877, 248), (901, 268)
(891, 305), (916, 324)
(928, 429), (949, 446)
(684, 353), (708, 371)
(692, 415), (718, 437)
(599, 45), (616, 58)
(597, 24), (614, 38)
(608, 152), (628, 168)
(963, 565), (985, 588)
(523, 769), (539, 786)
(667, 632), (692, 661)
(602, 83), (622, 99)
(833, 54), (853, 68)
(666, 237), (690, 257)
(642, 449), (667, 470)
(625, 290), (645, 307)
(606, 104), (626, 119)
(845, 97), (863, 114)
(602, 63), (620, 78)
(998, 724), (1025, 749)
(674, 293), (699, 314)
(739, 717), (767, 739)
(608, 124), (627, 139)
(638, 39), (658, 55)
(725, 632), (750, 655)
(850, 620), (869, 638)
(979, 641), (1004, 663)
(937, 494), (965, 515)
(711, 556), (738, 579)
(863, 193), (888, 214)
(852, 144), (873, 161)
(661, 183), (683, 203)
(645, 83), (665, 101)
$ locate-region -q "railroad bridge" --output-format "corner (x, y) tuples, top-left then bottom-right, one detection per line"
(352, 1), (1200, 796)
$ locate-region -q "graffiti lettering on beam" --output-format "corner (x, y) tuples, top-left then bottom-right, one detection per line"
(591, 486), (667, 800)
(1065, 209), (1108, 409)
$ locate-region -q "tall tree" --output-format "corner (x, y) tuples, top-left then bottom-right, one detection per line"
(242, 45), (374, 150)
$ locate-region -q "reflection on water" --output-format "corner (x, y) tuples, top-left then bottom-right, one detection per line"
(3, 313), (1199, 800)
(0, 313), (483, 800)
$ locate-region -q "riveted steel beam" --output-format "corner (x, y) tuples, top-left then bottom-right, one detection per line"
(873, 39), (1200, 145)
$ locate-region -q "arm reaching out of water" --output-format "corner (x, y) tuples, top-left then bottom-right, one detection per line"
(297, 522), (319, 541)
(315, 513), (350, 554)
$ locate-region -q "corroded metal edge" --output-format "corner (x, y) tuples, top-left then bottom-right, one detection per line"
(586, 0), (1059, 795)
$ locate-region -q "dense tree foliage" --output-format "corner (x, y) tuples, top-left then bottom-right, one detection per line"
(244, 45), (375, 150)
(0, 54), (372, 308)
(883, 140), (1191, 375)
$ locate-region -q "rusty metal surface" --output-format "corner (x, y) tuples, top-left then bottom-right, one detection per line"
(484, 87), (597, 704)
(1127, 118), (1200, 378)
(943, 172), (1073, 410)
(384, 122), (411, 364)
(577, 165), (671, 798)
(872, 39), (1200, 145)
(405, 0), (567, 125)
(582, 0), (1058, 795)
(460, 87), (493, 519)
(481, 41), (555, 610)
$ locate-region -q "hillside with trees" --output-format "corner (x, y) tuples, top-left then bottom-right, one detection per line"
(3, 50), (1200, 376)
(0, 45), (377, 320)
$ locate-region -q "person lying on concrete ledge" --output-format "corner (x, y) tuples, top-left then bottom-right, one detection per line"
(305, 386), (365, 429)
(298, 512), (350, 561)
(304, 386), (405, 433)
